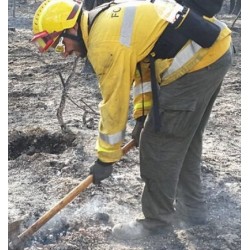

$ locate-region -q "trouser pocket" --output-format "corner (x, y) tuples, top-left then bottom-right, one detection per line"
(145, 95), (198, 139)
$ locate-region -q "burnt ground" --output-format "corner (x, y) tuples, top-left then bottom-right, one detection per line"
(7, 0), (242, 250)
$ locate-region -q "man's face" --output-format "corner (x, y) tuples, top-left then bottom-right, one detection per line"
(54, 27), (87, 58)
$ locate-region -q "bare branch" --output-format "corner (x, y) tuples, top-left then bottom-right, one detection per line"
(56, 57), (80, 132)
(231, 10), (241, 29)
(80, 98), (99, 115)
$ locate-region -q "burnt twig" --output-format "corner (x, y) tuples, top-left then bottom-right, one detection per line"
(57, 57), (80, 132)
(80, 98), (99, 115)
(231, 9), (241, 29)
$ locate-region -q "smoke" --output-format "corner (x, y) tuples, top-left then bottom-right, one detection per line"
(65, 194), (140, 225)
(23, 193), (140, 245)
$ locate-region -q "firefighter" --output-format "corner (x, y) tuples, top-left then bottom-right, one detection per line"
(31, 0), (233, 239)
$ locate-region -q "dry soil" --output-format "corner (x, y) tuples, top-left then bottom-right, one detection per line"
(8, 1), (241, 249)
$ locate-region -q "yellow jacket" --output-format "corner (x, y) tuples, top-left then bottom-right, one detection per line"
(80, 0), (231, 163)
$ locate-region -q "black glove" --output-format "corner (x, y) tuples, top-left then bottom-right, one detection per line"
(132, 116), (146, 147)
(89, 159), (113, 184)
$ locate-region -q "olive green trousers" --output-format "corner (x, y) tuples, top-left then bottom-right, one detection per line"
(139, 47), (233, 223)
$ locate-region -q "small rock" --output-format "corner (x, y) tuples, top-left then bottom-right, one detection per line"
(94, 212), (110, 223)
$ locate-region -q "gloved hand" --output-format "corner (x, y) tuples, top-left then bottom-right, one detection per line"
(89, 159), (113, 184)
(132, 116), (146, 147)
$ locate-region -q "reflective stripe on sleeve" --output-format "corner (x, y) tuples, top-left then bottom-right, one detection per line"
(120, 6), (136, 47)
(133, 81), (152, 98)
(99, 130), (125, 145)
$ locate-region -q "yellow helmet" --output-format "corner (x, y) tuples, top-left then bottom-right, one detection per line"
(31, 0), (82, 52)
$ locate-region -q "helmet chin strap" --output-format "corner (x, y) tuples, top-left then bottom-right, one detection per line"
(62, 31), (82, 42)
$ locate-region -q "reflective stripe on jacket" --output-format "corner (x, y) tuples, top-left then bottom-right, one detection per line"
(80, 0), (231, 162)
(157, 18), (231, 85)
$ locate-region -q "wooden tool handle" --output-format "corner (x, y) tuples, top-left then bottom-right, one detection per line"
(122, 139), (136, 155)
(18, 139), (135, 241)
